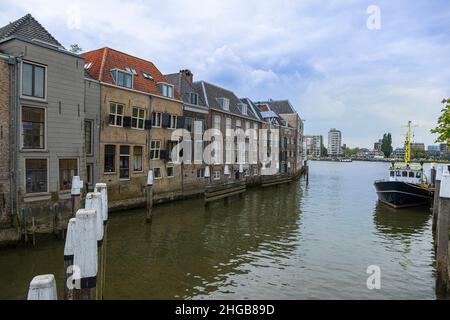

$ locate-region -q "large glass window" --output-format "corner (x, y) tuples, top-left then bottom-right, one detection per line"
(189, 92), (198, 105)
(22, 106), (45, 149)
(85, 120), (93, 155)
(119, 146), (130, 179)
(151, 140), (161, 159)
(213, 115), (221, 130)
(109, 103), (124, 126)
(59, 159), (78, 191)
(133, 146), (143, 172)
(169, 115), (177, 129)
(132, 107), (145, 129)
(22, 62), (45, 99)
(104, 145), (116, 173)
(158, 83), (174, 98)
(25, 159), (47, 194)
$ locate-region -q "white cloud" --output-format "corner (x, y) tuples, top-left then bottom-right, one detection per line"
(1, 0), (449, 148)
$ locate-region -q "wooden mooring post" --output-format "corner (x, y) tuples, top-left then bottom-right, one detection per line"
(63, 218), (76, 300)
(95, 183), (109, 300)
(432, 164), (442, 241)
(85, 192), (105, 300)
(73, 208), (98, 300)
(27, 274), (57, 300)
(436, 171), (450, 295)
(146, 170), (154, 223)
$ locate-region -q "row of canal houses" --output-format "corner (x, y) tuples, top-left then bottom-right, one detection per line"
(0, 14), (304, 235)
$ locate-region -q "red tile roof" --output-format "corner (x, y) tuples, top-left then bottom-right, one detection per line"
(82, 47), (180, 100)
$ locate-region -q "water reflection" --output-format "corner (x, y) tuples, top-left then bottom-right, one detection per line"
(105, 182), (302, 299)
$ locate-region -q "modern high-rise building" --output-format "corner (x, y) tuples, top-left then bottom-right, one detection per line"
(328, 128), (342, 156)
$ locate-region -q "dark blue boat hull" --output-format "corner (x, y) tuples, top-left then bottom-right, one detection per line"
(374, 181), (433, 209)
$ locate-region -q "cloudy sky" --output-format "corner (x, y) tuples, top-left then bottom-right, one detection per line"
(1, 0), (449, 149)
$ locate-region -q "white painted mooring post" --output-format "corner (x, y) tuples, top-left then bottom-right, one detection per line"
(146, 170), (154, 223)
(436, 172), (450, 294)
(63, 218), (76, 300)
(85, 192), (104, 300)
(73, 208), (98, 300)
(27, 274), (57, 300)
(432, 164), (442, 239)
(71, 176), (83, 218)
(94, 183), (108, 300)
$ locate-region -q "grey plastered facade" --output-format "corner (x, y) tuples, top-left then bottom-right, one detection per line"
(0, 37), (86, 230)
(84, 74), (101, 191)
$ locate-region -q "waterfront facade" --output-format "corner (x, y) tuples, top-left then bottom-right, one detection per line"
(0, 56), (10, 225)
(195, 81), (263, 182)
(0, 14), (86, 233)
(165, 70), (209, 197)
(328, 128), (342, 157)
(82, 47), (184, 207)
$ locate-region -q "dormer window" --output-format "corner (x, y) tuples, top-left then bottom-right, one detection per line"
(157, 83), (174, 98)
(189, 92), (198, 105)
(238, 103), (247, 115)
(218, 97), (229, 111)
(84, 62), (92, 70)
(111, 69), (133, 89)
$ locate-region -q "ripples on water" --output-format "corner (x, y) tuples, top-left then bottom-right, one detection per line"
(0, 161), (437, 299)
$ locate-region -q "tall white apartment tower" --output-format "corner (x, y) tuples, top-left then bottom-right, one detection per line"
(328, 128), (342, 156)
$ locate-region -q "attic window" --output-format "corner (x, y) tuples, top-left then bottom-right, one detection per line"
(217, 98), (229, 111)
(239, 103), (247, 115)
(111, 69), (133, 89)
(157, 83), (174, 98)
(142, 72), (153, 80)
(189, 92), (198, 105)
(125, 67), (137, 75)
(84, 62), (92, 70)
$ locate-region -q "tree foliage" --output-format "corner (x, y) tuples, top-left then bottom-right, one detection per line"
(380, 133), (393, 157)
(344, 147), (359, 158)
(321, 144), (328, 157)
(431, 98), (450, 145)
(69, 44), (83, 54)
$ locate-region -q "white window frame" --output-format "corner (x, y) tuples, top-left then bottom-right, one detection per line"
(119, 145), (131, 181)
(236, 119), (241, 129)
(213, 170), (221, 180)
(24, 158), (49, 195)
(133, 145), (144, 173)
(151, 140), (161, 160)
(157, 82), (174, 98)
(131, 107), (145, 130)
(197, 168), (205, 179)
(21, 105), (47, 151)
(213, 115), (221, 130)
(218, 98), (230, 111)
(20, 60), (48, 102)
(189, 92), (198, 105)
(152, 112), (162, 128)
(109, 102), (124, 127)
(240, 103), (247, 115)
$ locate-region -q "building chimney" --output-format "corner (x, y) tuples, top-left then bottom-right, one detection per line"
(180, 69), (193, 84)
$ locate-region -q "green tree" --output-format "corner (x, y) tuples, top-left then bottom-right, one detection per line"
(69, 44), (83, 54)
(411, 147), (427, 160)
(321, 144), (328, 157)
(431, 98), (450, 145)
(381, 133), (393, 157)
(344, 147), (360, 158)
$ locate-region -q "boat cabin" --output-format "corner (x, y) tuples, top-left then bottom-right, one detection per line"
(388, 164), (424, 185)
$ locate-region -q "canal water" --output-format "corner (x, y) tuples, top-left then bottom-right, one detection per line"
(0, 161), (437, 299)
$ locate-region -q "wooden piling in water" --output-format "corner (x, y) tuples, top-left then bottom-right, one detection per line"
(95, 183), (108, 300)
(146, 170), (154, 223)
(436, 172), (450, 295)
(433, 165), (442, 241)
(85, 192), (104, 300)
(27, 274), (57, 300)
(73, 208), (98, 300)
(63, 218), (76, 300)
